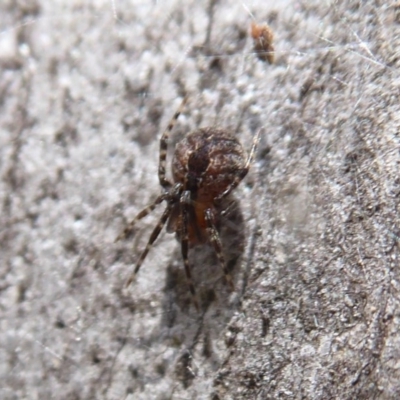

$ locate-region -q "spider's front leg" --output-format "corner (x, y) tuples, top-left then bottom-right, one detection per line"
(205, 208), (234, 290)
(115, 194), (167, 242)
(180, 190), (200, 310)
(125, 201), (172, 286)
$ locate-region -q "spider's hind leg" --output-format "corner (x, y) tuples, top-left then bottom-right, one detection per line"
(216, 128), (261, 201)
(158, 96), (188, 188)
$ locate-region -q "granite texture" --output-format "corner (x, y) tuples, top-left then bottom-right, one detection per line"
(1, 1), (399, 399)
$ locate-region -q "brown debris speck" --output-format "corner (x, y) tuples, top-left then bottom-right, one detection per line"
(251, 22), (275, 64)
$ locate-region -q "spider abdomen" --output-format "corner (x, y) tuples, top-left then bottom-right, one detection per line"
(172, 127), (247, 202)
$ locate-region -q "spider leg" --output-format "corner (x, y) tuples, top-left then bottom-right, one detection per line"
(115, 194), (167, 242)
(125, 202), (172, 286)
(216, 128), (261, 201)
(180, 190), (200, 310)
(158, 96), (188, 188)
(205, 208), (234, 290)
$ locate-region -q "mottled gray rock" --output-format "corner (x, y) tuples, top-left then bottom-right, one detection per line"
(1, 1), (399, 399)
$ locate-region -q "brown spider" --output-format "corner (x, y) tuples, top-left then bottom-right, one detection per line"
(116, 97), (260, 309)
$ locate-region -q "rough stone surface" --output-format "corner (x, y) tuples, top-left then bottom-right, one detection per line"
(1, 1), (399, 399)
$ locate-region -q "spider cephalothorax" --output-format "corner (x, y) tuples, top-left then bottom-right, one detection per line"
(117, 97), (260, 309)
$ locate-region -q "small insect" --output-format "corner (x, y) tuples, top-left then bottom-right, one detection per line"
(116, 97), (260, 309)
(250, 21), (275, 64)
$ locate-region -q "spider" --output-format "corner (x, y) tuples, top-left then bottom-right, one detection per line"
(116, 96), (260, 309)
